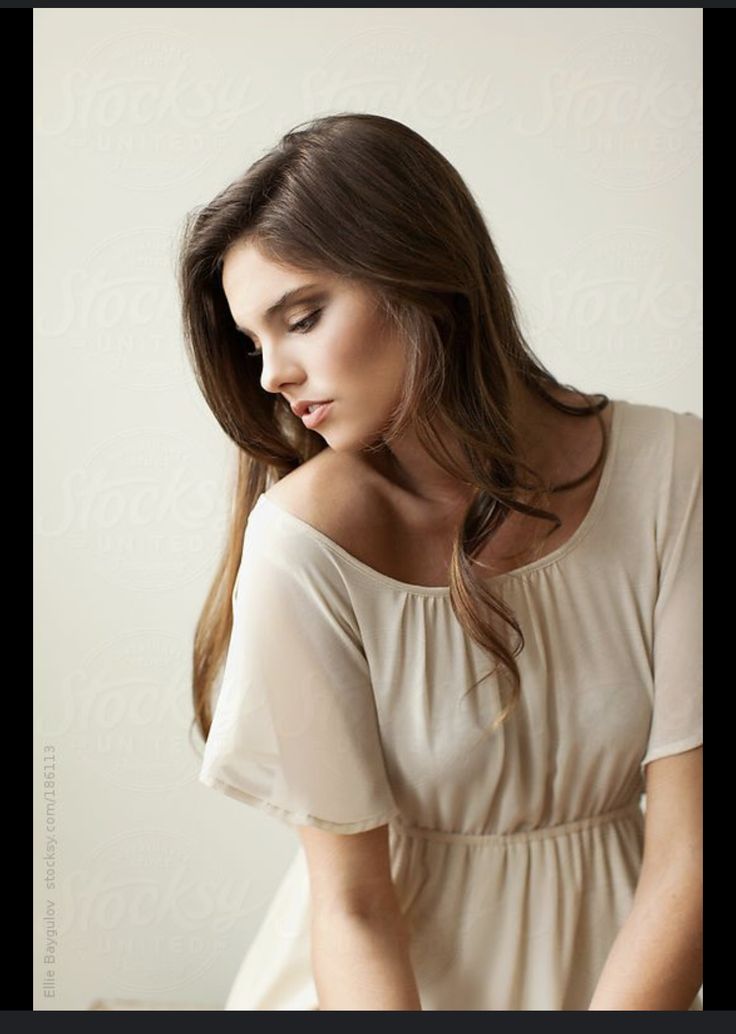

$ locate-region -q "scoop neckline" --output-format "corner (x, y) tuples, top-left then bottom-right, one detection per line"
(255, 399), (623, 597)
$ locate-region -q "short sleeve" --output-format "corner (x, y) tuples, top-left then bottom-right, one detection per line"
(641, 411), (703, 772)
(198, 501), (401, 833)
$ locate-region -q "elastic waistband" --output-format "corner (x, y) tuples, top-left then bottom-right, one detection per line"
(390, 799), (642, 846)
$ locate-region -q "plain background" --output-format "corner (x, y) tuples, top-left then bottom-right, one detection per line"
(34, 7), (702, 1011)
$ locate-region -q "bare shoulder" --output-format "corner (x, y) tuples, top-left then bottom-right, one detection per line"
(263, 450), (392, 562)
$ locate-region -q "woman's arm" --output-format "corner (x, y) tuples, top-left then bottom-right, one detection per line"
(589, 748), (702, 1009)
(587, 861), (702, 1009)
(311, 906), (422, 1010)
(297, 823), (423, 1010)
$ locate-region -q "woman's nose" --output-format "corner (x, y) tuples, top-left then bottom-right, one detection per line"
(259, 353), (303, 396)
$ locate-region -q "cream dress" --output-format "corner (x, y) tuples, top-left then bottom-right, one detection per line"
(199, 398), (703, 1011)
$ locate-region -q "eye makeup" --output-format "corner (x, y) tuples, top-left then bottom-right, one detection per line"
(243, 308), (323, 357)
(234, 286), (328, 339)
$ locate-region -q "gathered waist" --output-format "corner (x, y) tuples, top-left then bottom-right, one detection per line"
(390, 799), (642, 846)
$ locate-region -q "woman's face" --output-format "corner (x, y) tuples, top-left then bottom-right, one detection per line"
(221, 241), (407, 452)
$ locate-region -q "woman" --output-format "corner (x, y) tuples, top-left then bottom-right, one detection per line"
(179, 113), (702, 1010)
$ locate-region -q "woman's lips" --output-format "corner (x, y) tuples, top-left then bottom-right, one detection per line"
(301, 401), (333, 429)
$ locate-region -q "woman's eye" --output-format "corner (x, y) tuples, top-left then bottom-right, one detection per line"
(290, 308), (322, 334)
(244, 308), (322, 358)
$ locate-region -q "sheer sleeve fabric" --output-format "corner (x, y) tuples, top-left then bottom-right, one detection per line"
(198, 504), (400, 833)
(641, 411), (703, 772)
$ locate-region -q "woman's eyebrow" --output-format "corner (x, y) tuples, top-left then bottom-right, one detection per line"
(234, 283), (324, 337)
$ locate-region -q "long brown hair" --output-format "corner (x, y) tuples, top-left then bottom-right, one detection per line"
(177, 112), (610, 751)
